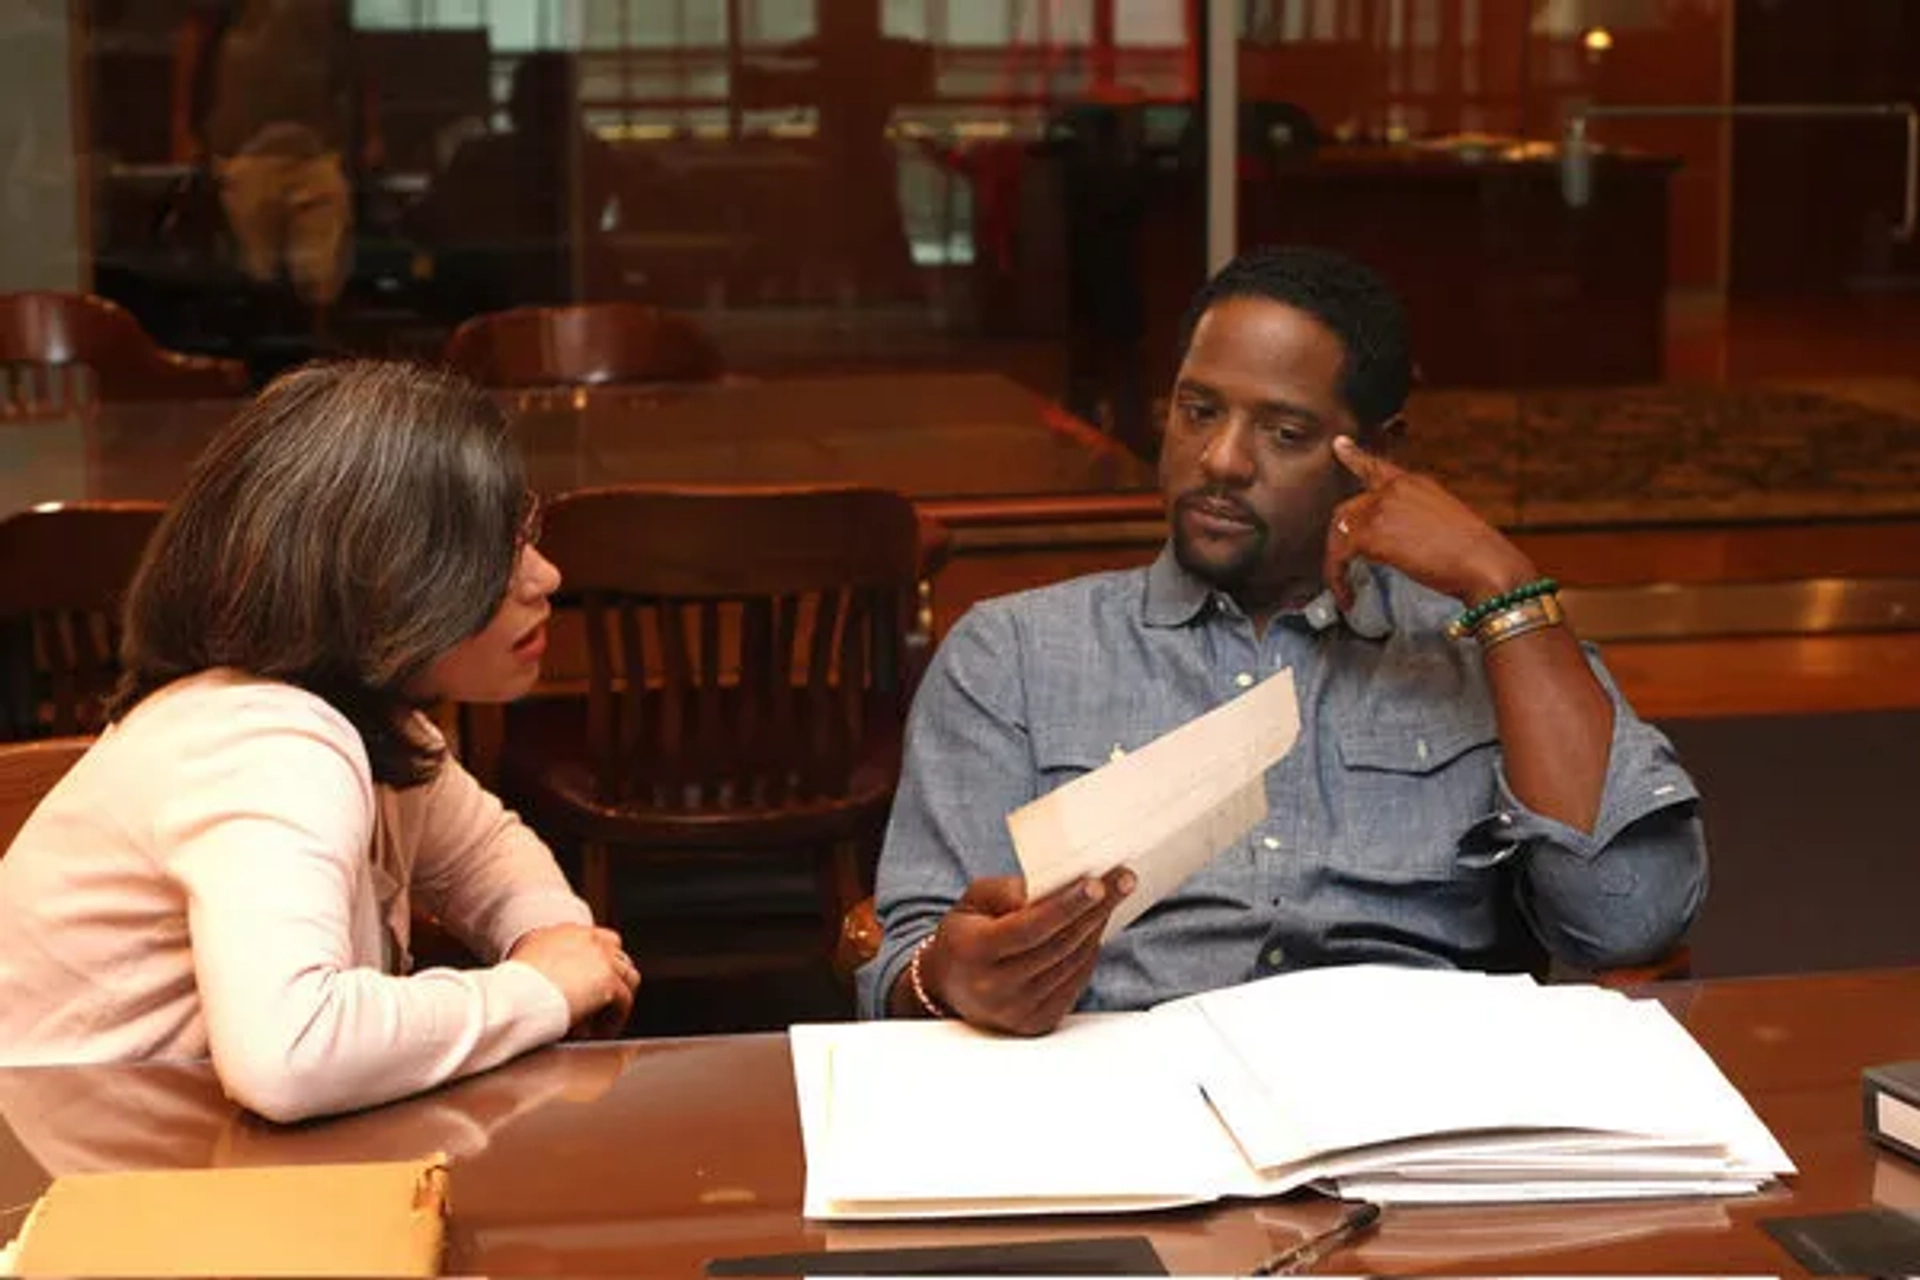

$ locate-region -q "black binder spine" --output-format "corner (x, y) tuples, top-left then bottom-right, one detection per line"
(1864, 1063), (1920, 1165)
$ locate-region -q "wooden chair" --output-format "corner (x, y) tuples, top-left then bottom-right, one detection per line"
(0, 292), (248, 415)
(441, 303), (725, 389)
(499, 484), (924, 980)
(0, 502), (166, 740)
(0, 736), (91, 850)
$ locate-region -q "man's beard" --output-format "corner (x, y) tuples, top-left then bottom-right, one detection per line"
(1170, 490), (1269, 590)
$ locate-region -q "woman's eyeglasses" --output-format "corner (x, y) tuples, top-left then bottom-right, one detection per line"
(516, 492), (544, 550)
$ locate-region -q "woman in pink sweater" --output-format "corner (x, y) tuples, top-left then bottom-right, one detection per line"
(0, 361), (639, 1121)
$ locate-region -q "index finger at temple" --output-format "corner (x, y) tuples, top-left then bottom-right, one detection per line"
(1333, 434), (1399, 488)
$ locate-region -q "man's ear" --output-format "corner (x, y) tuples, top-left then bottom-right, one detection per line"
(1361, 414), (1408, 457)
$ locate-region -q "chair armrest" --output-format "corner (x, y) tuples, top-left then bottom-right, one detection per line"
(1549, 944), (1694, 989)
(1594, 943), (1693, 989)
(834, 895), (882, 980)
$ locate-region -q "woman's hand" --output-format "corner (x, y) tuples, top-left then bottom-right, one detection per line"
(508, 924), (639, 1031)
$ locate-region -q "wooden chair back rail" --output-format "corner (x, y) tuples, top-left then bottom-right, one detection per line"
(0, 504), (165, 613)
(34, 611), (122, 736)
(0, 736), (91, 850)
(579, 588), (908, 810)
(546, 485), (923, 595)
(501, 484), (924, 970)
(0, 503), (166, 741)
(544, 484), (923, 811)
(0, 292), (247, 412)
(1, 363), (92, 416)
(442, 303), (724, 389)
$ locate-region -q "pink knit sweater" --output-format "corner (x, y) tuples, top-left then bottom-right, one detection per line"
(0, 671), (592, 1121)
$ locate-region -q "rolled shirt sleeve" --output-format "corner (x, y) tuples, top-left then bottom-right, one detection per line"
(1465, 651), (1707, 968)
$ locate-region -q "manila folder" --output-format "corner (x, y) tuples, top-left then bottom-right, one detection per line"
(2, 1154), (448, 1277)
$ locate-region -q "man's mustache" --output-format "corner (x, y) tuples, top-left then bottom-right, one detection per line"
(1175, 489), (1265, 530)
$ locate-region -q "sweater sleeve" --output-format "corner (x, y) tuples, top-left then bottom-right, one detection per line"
(402, 729), (594, 960)
(158, 694), (571, 1123)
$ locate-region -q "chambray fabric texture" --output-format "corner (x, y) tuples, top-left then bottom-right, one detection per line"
(858, 547), (1706, 1017)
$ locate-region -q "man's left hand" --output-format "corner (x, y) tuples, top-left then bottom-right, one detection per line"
(1324, 435), (1538, 612)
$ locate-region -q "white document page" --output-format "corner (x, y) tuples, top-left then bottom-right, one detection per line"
(1007, 667), (1299, 938)
(793, 1015), (1255, 1220)
(1179, 966), (1792, 1192)
(1334, 1176), (1770, 1204)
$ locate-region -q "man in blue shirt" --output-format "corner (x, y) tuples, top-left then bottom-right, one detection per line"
(861, 245), (1706, 1034)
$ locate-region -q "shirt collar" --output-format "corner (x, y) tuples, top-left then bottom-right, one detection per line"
(1142, 543), (1396, 640)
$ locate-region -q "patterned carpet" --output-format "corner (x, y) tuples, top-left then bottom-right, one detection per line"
(1401, 379), (1920, 528)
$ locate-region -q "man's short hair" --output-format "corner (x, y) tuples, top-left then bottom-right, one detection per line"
(1177, 244), (1412, 429)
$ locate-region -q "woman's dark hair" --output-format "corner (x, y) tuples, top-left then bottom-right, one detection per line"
(112, 360), (527, 788)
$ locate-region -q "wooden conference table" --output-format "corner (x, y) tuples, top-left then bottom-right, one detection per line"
(1, 967), (1915, 1275)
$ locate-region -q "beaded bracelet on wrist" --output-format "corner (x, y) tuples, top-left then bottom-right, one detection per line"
(1475, 593), (1564, 649)
(907, 934), (948, 1019)
(1446, 576), (1559, 640)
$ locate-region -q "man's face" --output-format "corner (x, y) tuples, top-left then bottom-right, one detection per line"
(1158, 296), (1372, 610)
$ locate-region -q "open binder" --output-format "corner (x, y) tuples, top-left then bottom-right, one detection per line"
(792, 965), (1793, 1221)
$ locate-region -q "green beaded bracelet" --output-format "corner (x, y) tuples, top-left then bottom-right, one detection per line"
(1445, 576), (1559, 639)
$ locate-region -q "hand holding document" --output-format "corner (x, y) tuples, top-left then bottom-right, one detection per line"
(1008, 668), (1300, 939)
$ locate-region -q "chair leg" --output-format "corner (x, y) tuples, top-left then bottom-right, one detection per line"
(582, 842), (613, 924)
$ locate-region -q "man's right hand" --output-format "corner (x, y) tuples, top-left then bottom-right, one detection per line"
(508, 924), (640, 1031)
(900, 869), (1135, 1036)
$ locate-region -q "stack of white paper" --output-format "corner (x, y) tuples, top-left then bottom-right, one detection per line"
(791, 966), (1794, 1221)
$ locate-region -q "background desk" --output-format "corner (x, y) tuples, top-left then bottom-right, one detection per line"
(2, 967), (1916, 1275)
(0, 372), (1151, 519)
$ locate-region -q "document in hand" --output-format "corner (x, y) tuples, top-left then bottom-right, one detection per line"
(1008, 667), (1299, 938)
(791, 966), (1793, 1221)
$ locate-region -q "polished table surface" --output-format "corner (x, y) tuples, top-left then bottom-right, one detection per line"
(0, 372), (1154, 517)
(2, 967), (1917, 1275)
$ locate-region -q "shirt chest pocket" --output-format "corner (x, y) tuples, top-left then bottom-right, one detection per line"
(1334, 709), (1500, 882)
(1032, 728), (1146, 794)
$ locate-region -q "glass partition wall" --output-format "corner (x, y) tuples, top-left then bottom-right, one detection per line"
(18, 1), (1920, 519)
(63, 0), (1213, 476)
(1228, 0), (1920, 530)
